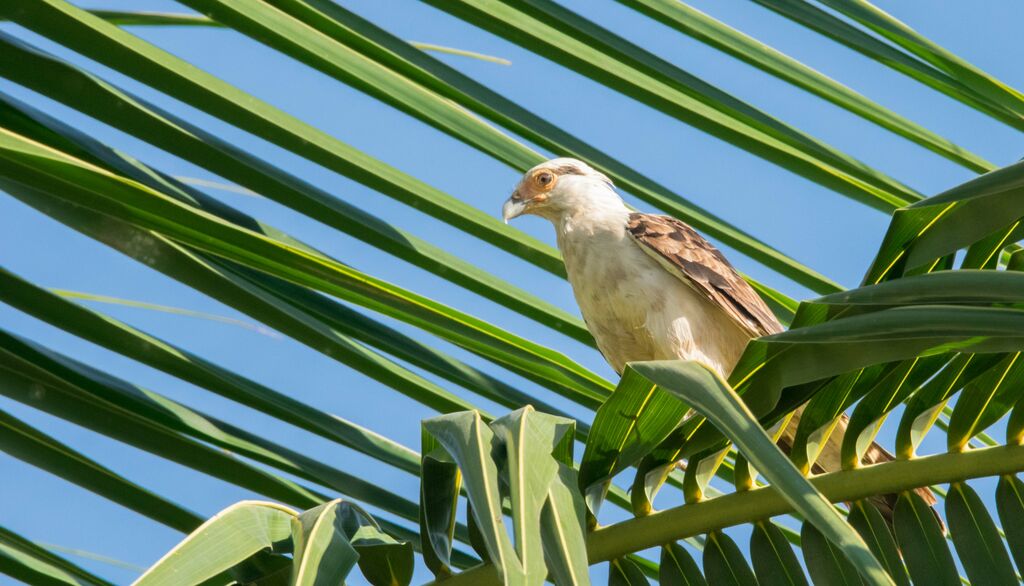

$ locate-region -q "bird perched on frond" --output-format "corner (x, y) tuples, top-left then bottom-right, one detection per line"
(502, 157), (936, 521)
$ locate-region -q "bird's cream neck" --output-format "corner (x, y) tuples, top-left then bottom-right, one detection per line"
(540, 178), (631, 234)
(556, 201), (631, 236)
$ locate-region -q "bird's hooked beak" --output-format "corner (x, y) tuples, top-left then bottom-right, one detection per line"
(502, 190), (528, 224)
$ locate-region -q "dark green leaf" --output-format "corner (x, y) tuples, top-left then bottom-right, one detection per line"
(423, 412), (525, 584)
(818, 0), (1024, 121)
(948, 352), (1024, 451)
(540, 464), (591, 586)
(847, 502), (907, 586)
(995, 474), (1024, 576)
(750, 521), (807, 586)
(893, 492), (958, 586)
(419, 443), (462, 578)
(240, 0), (830, 296)
(897, 353), (1001, 457)
(945, 482), (1017, 585)
(703, 531), (757, 586)
(660, 542), (706, 586)
(0, 405), (200, 533)
(800, 522), (862, 586)
(578, 369), (689, 515)
(489, 408), (573, 581)
(609, 557), (649, 586)
(0, 52), (578, 419)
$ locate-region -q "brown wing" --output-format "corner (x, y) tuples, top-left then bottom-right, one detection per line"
(626, 213), (782, 337)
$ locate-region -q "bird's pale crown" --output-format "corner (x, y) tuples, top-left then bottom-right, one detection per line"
(502, 157), (620, 224)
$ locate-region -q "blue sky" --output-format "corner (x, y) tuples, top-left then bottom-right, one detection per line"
(1, 1), (1022, 583)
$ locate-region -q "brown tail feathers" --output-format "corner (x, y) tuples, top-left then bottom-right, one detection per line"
(777, 407), (942, 530)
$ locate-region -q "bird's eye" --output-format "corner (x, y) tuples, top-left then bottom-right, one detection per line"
(536, 172), (553, 186)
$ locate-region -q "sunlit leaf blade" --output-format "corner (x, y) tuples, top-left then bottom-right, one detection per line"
(841, 356), (944, 468)
(702, 531), (755, 586)
(0, 88), (578, 415)
(995, 474), (1024, 576)
(489, 408), (572, 583)
(609, 557), (649, 586)
(847, 502), (907, 586)
(178, 0), (543, 176)
(863, 160), (1024, 284)
(733, 306), (1024, 413)
(660, 542), (706, 586)
(948, 352), (1024, 451)
(425, 0), (920, 212)
(896, 354), (999, 458)
(48, 288), (273, 335)
(1007, 404), (1024, 446)
(800, 522), (860, 586)
(83, 8), (514, 65)
(660, 298), (1024, 486)
(295, 500), (413, 586)
(0, 387), (287, 584)
(133, 501), (295, 586)
(962, 221), (1024, 270)
(790, 368), (887, 473)
(465, 501), (491, 563)
(893, 491), (958, 586)
(618, 0), (994, 173)
(0, 525), (114, 586)
(749, 521), (807, 586)
(811, 270), (1024, 308)
(752, 0), (1024, 130)
(945, 482), (1017, 585)
(243, 268), (573, 419)
(1, 163), (558, 428)
(682, 447), (730, 504)
(423, 411), (525, 585)
(540, 463), (591, 586)
(85, 9), (217, 26)
(839, 504), (905, 586)
(440, 444), (1024, 586)
(578, 370), (689, 515)
(629, 361), (891, 585)
(292, 501), (359, 586)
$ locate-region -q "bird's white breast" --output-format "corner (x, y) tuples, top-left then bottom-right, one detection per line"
(557, 213), (750, 377)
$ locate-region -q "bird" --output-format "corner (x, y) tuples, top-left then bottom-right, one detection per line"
(502, 157), (936, 520)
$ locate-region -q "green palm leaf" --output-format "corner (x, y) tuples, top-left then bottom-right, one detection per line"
(5, 2), (1024, 584)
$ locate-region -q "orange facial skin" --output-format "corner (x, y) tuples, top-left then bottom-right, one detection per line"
(513, 168), (558, 205)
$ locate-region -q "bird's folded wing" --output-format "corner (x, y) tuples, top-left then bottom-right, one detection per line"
(626, 213), (782, 338)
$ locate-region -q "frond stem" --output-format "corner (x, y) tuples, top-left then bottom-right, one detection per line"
(428, 443), (1024, 585)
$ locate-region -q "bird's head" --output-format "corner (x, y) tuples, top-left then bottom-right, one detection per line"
(502, 158), (621, 224)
